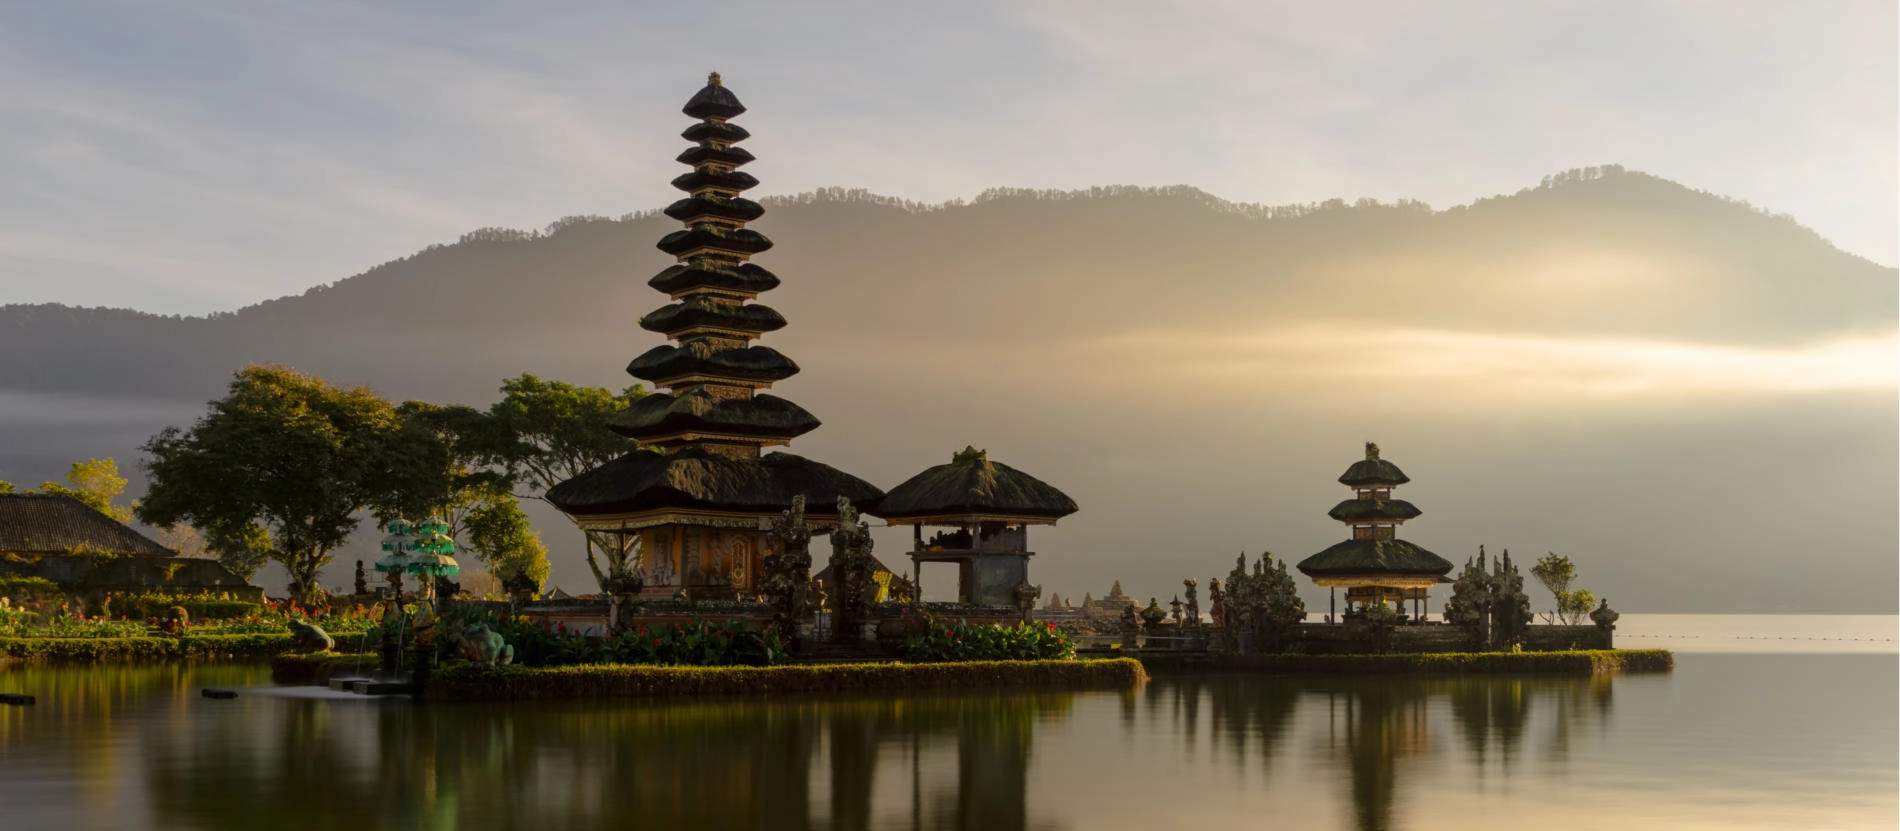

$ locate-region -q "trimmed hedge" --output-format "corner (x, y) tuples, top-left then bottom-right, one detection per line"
(110, 594), (262, 621)
(428, 658), (1149, 702)
(0, 636), (178, 661)
(0, 632), (361, 661)
(1133, 649), (1673, 675)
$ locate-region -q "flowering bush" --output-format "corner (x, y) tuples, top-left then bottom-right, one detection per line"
(0, 598), (31, 637)
(902, 618), (1076, 663)
(34, 602), (147, 638)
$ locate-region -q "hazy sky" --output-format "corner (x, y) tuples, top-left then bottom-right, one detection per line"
(1, 1), (1892, 315)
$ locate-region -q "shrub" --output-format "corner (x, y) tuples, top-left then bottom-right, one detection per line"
(0, 575), (61, 595)
(902, 618), (1076, 662)
(107, 591), (260, 621)
(428, 658), (1147, 701)
(434, 609), (788, 668)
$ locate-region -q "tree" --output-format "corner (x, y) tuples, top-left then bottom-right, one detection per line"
(35, 458), (135, 523)
(463, 495), (550, 593)
(137, 365), (416, 602)
(486, 374), (648, 499)
(1531, 552), (1594, 625)
(153, 524), (214, 560)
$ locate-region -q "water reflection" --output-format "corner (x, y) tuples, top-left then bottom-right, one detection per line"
(1143, 674), (1615, 831)
(3, 656), (1889, 831)
(0, 663), (1071, 831)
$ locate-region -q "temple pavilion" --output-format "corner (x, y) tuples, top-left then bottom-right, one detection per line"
(1297, 443), (1453, 621)
(546, 74), (883, 599)
(871, 447), (1077, 606)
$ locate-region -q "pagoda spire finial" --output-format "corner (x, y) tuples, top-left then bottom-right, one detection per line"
(708, 71), (722, 87)
(1365, 442), (1381, 461)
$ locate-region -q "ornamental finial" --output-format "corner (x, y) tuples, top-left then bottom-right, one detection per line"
(708, 71), (722, 87)
(953, 445), (987, 466)
(1365, 442), (1381, 461)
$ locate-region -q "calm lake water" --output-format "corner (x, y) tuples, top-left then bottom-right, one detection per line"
(1, 615), (1893, 831)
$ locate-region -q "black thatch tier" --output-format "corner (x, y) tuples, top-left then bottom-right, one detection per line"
(873, 446), (1078, 523)
(664, 196), (765, 225)
(640, 300), (786, 337)
(1327, 499), (1422, 523)
(1297, 539), (1452, 578)
(683, 120), (749, 144)
(657, 225), (773, 258)
(1339, 443), (1410, 487)
(683, 79), (746, 120)
(627, 344), (800, 385)
(546, 446), (883, 518)
(671, 168), (760, 195)
(676, 145), (756, 169)
(650, 261), (780, 297)
(606, 389), (820, 442)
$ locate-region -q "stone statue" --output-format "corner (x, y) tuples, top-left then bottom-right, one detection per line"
(287, 619), (334, 653)
(456, 623), (515, 668)
(1139, 597), (1168, 631)
(827, 497), (879, 641)
(1208, 578), (1227, 628)
(1590, 598), (1620, 630)
(763, 495), (818, 637)
(1182, 578), (1199, 626)
(1014, 580), (1041, 624)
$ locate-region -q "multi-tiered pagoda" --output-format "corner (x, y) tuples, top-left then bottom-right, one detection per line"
(1297, 443), (1453, 620)
(547, 73), (883, 599)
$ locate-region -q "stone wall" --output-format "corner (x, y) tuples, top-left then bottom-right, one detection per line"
(1522, 625), (1613, 651)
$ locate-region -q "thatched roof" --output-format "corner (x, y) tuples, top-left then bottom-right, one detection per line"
(607, 389), (819, 442)
(669, 168), (763, 198)
(640, 300), (786, 337)
(682, 120), (749, 144)
(650, 261), (780, 297)
(656, 223), (771, 257)
(626, 343), (799, 386)
(0, 494), (172, 557)
(664, 195), (765, 225)
(1328, 499), (1422, 523)
(546, 446), (884, 518)
(676, 144), (756, 169)
(1339, 442), (1410, 487)
(683, 73), (746, 120)
(1296, 538), (1452, 578)
(873, 446), (1078, 524)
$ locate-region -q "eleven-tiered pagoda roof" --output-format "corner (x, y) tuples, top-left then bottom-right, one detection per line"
(546, 73), (881, 525)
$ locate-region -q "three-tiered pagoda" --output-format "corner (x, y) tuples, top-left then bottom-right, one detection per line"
(547, 73), (883, 599)
(1297, 443), (1453, 620)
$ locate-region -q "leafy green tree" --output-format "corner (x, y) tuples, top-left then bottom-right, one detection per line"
(36, 458), (135, 523)
(486, 374), (648, 498)
(137, 365), (416, 602)
(464, 495), (550, 593)
(1531, 552), (1595, 624)
(383, 400), (510, 532)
